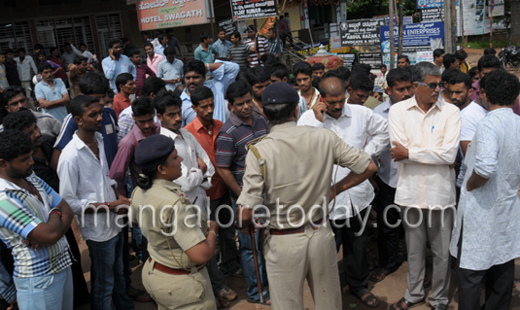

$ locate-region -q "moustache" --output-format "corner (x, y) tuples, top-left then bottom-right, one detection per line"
(332, 109), (342, 113)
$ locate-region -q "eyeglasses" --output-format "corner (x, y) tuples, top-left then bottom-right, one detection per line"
(416, 81), (442, 90)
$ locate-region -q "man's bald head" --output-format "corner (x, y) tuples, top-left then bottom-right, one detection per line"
(318, 76), (345, 97)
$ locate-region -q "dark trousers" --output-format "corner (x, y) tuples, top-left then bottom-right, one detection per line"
(375, 178), (403, 270)
(331, 207), (370, 295)
(64, 227), (90, 305)
(210, 193), (239, 275)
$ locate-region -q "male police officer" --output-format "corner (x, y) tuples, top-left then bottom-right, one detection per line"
(237, 82), (377, 309)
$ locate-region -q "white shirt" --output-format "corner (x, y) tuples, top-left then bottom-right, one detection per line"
(160, 127), (214, 212)
(71, 44), (94, 63)
(57, 132), (121, 242)
(388, 96), (461, 208)
(457, 101), (488, 187)
(298, 103), (389, 219)
(373, 99), (398, 188)
(14, 56), (37, 81)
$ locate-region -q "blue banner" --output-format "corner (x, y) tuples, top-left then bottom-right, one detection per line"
(417, 0), (443, 9)
(380, 22), (444, 53)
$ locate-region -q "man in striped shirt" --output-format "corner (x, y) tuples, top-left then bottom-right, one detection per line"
(0, 129), (75, 310)
(227, 31), (250, 69)
(267, 28), (283, 58)
(245, 26), (269, 67)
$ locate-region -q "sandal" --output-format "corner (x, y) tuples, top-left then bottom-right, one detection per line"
(390, 297), (426, 310)
(369, 267), (395, 283)
(353, 289), (379, 308)
(431, 304), (448, 310)
(246, 292), (271, 305)
(216, 296), (230, 309)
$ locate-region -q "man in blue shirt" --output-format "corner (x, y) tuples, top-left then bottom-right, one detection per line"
(102, 39), (136, 93)
(212, 29), (232, 60)
(194, 32), (218, 64)
(51, 72), (118, 170)
(34, 62), (70, 123)
(180, 59), (239, 126)
(154, 34), (169, 57)
(156, 46), (184, 92)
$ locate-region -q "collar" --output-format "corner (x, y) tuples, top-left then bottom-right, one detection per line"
(270, 121), (296, 132)
(152, 178), (183, 192)
(405, 96), (443, 112)
(0, 174), (40, 194)
(115, 92), (131, 102)
(379, 99), (392, 112)
(72, 131), (104, 150)
(324, 102), (352, 121)
(180, 88), (190, 101)
(131, 122), (161, 142)
(160, 127), (184, 141)
(192, 116), (216, 132)
(40, 79), (55, 87)
(229, 112), (258, 127)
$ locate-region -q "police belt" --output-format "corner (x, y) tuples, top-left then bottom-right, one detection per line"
(148, 257), (204, 275)
(269, 218), (323, 235)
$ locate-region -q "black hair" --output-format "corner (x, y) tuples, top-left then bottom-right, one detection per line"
(79, 43), (86, 48)
(37, 62), (53, 74)
(284, 12), (289, 17)
(62, 42), (71, 50)
(288, 77), (298, 86)
(280, 15), (285, 19)
(312, 63), (325, 71)
(387, 68), (412, 88)
(270, 63), (289, 81)
(108, 38), (121, 49)
(3, 49), (13, 55)
(106, 88), (115, 98)
(483, 47), (497, 56)
(183, 59), (205, 76)
(397, 55), (410, 62)
(455, 49), (468, 60)
(129, 49), (141, 57)
(34, 44), (44, 51)
(79, 72), (110, 95)
(3, 110), (37, 131)
(351, 63), (371, 76)
(115, 73), (134, 92)
(144, 42), (154, 50)
(136, 156), (169, 190)
(226, 80), (252, 105)
(263, 102), (298, 125)
(442, 54), (457, 69)
(141, 76), (166, 97)
(17, 48), (26, 54)
(164, 46), (176, 56)
(0, 130), (32, 162)
(218, 28), (226, 34)
(293, 61), (312, 78)
(441, 68), (462, 84)
(247, 25), (257, 32)
(260, 54), (278, 67)
(73, 56), (88, 65)
(131, 96), (155, 117)
(477, 54), (501, 72)
(154, 90), (182, 115)
(335, 66), (351, 83)
(191, 86), (214, 107)
(468, 67), (478, 78)
(158, 34), (168, 42)
(49, 47), (59, 55)
(482, 70), (520, 106)
(321, 70), (340, 79)
(312, 75), (321, 89)
(448, 72), (472, 90)
(36, 52), (46, 60)
(3, 86), (25, 104)
(173, 84), (185, 97)
(247, 66), (271, 87)
(200, 32), (211, 42)
(433, 49), (445, 59)
(380, 64), (387, 69)
(479, 72), (489, 90)
(231, 31), (241, 41)
(122, 37), (129, 43)
(348, 73), (374, 92)
(69, 95), (101, 118)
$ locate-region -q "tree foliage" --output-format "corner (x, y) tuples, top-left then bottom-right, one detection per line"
(346, 0), (416, 19)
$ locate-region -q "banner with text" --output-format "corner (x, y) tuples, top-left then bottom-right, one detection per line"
(218, 18), (237, 35)
(136, 0), (211, 30)
(230, 0), (278, 20)
(380, 21), (444, 53)
(339, 18), (386, 47)
(417, 0), (443, 9)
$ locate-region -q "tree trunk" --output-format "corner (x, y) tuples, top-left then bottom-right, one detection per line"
(511, 0), (520, 44)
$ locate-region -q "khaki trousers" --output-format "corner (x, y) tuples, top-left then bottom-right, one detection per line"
(264, 224), (342, 310)
(142, 258), (217, 310)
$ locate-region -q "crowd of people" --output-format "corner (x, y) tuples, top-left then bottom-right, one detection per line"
(0, 27), (518, 310)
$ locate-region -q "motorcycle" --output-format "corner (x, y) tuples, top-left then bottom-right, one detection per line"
(498, 45), (520, 68)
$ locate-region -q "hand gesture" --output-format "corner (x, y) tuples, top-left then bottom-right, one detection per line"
(197, 158), (207, 174)
(312, 97), (327, 122)
(390, 141), (409, 161)
(109, 48), (115, 60)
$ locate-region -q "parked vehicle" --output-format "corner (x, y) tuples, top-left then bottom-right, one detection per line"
(498, 45), (520, 68)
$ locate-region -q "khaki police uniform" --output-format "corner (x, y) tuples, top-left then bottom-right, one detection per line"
(131, 179), (217, 310)
(237, 121), (372, 310)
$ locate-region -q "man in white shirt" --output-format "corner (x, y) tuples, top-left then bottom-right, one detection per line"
(14, 48), (37, 107)
(57, 95), (134, 310)
(372, 67), (413, 283)
(298, 75), (389, 308)
(70, 42), (94, 64)
(388, 62), (461, 310)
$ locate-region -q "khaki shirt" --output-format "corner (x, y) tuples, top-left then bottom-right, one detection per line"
(131, 179), (208, 269)
(236, 121), (371, 230)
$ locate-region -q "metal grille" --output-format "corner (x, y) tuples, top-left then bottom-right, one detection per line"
(36, 17), (95, 56)
(96, 13), (122, 59)
(0, 21), (32, 53)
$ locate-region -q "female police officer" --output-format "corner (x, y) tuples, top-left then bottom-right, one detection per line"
(130, 135), (218, 309)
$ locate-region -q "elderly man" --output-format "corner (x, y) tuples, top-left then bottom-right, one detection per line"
(389, 62), (461, 310)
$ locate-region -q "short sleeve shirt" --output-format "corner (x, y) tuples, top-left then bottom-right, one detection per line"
(35, 79), (69, 123)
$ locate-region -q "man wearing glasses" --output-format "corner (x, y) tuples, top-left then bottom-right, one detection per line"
(388, 62), (461, 310)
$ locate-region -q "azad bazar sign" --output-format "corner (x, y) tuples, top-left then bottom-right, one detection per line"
(230, 0), (278, 20)
(136, 0), (211, 31)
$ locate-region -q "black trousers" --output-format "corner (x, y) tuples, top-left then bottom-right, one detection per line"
(331, 207), (370, 295)
(375, 178), (403, 270)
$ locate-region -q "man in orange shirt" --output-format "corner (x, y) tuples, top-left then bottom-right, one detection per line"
(113, 73), (135, 118)
(184, 86), (241, 280)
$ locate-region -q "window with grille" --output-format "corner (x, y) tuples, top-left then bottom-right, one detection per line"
(0, 22), (33, 54)
(35, 16), (94, 57)
(96, 13), (122, 59)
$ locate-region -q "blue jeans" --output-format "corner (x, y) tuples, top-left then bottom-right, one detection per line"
(232, 200), (268, 301)
(86, 232), (134, 310)
(13, 266), (73, 310)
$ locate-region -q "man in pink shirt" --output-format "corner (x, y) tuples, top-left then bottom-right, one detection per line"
(145, 43), (164, 75)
